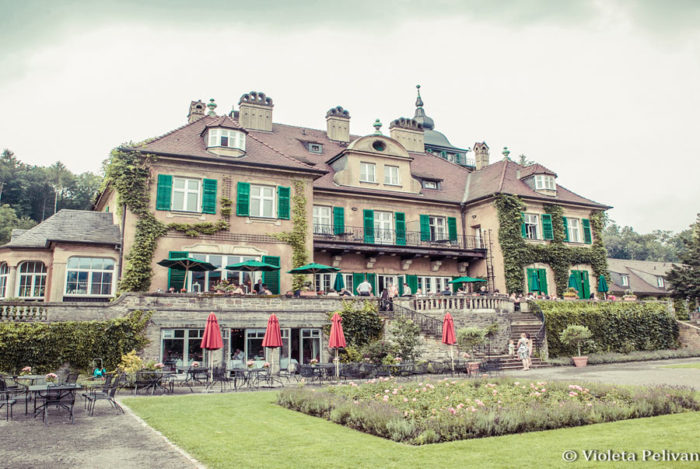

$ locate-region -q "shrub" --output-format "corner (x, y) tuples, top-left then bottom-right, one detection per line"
(390, 317), (422, 362)
(0, 310), (152, 373)
(360, 341), (397, 365)
(457, 327), (487, 353)
(328, 300), (383, 348)
(533, 301), (679, 357)
(559, 325), (593, 357)
(547, 348), (700, 366)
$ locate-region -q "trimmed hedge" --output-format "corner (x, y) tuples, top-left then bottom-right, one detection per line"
(0, 310), (152, 374)
(533, 301), (679, 357)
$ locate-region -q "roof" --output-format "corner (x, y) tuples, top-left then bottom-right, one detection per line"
(463, 159), (610, 209)
(606, 258), (677, 296)
(519, 163), (557, 178)
(1, 210), (121, 248)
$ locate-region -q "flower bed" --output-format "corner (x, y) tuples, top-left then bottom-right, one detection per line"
(278, 378), (699, 445)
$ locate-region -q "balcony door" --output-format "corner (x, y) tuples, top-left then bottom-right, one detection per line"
(374, 211), (394, 245)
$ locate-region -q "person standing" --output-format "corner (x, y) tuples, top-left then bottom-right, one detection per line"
(517, 333), (530, 371)
(356, 278), (372, 296)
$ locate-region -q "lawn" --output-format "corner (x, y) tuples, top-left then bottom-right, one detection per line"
(661, 363), (700, 369)
(123, 391), (700, 469)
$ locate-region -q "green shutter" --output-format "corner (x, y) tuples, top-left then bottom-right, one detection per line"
(236, 182), (250, 216)
(452, 276), (460, 293)
(405, 274), (418, 295)
(333, 207), (345, 235)
(367, 273), (377, 294)
(262, 256), (280, 294)
(537, 268), (548, 295)
(202, 178), (217, 214)
(541, 214), (553, 240)
(168, 251), (188, 291)
(447, 217), (457, 242)
(363, 210), (374, 244)
(395, 212), (406, 246)
(419, 214), (430, 241)
(521, 212), (527, 238)
(582, 219), (592, 244)
(277, 186), (290, 220)
(527, 268), (537, 292)
(581, 270), (590, 299)
(156, 174), (172, 211)
(398, 277), (404, 296)
(563, 217), (570, 242)
(352, 273), (365, 295)
(571, 270), (583, 299)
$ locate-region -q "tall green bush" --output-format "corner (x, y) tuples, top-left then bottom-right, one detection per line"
(0, 310), (152, 373)
(533, 301), (679, 357)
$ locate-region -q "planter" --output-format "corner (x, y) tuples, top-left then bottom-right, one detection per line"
(563, 295), (578, 301)
(572, 356), (588, 367)
(623, 295), (637, 302)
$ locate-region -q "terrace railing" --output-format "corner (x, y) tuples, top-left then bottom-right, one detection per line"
(408, 295), (514, 313)
(312, 225), (484, 251)
(380, 300), (443, 338)
(0, 303), (48, 322)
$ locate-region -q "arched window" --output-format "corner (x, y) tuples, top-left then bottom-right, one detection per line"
(0, 263), (9, 298)
(65, 257), (116, 296)
(17, 261), (47, 299)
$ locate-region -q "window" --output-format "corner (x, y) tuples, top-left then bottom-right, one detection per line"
(313, 205), (332, 234)
(250, 185), (275, 217)
(417, 276), (451, 295)
(161, 328), (207, 370)
(422, 180), (438, 189)
(189, 254), (260, 293)
(313, 273), (353, 293)
(374, 211), (394, 244)
(65, 257), (115, 296)
(384, 165), (400, 185)
(307, 143), (323, 154)
(568, 218), (581, 243)
(360, 162), (376, 183)
(207, 128), (246, 151)
(17, 261), (47, 298)
(172, 177), (201, 212)
(0, 263), (8, 298)
(534, 175), (556, 191)
(301, 328), (321, 364)
(657, 277), (665, 288)
(246, 329), (267, 361)
(524, 213), (539, 239)
(473, 226), (482, 249)
(621, 274), (629, 287)
(429, 216), (446, 241)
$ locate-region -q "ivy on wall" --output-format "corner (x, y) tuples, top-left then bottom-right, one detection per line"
(272, 179), (309, 290)
(104, 148), (229, 292)
(495, 194), (609, 295)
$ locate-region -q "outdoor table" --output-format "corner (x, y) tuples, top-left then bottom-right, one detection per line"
(176, 367), (210, 388)
(313, 364), (335, 382)
(15, 374), (46, 385)
(28, 384), (82, 424)
(133, 371), (173, 395)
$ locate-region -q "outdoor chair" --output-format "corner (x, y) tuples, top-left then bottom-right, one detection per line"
(38, 387), (76, 425)
(206, 366), (233, 392)
(63, 372), (79, 385)
(0, 380), (17, 421)
(0, 376), (28, 415)
(84, 373), (124, 416)
(231, 369), (248, 390)
(82, 373), (113, 410)
(298, 365), (320, 383)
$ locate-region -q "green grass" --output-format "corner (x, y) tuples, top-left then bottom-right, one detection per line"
(661, 363), (700, 369)
(124, 392), (700, 469)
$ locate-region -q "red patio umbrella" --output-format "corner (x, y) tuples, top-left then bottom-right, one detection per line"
(262, 314), (283, 373)
(329, 313), (346, 379)
(442, 312), (456, 373)
(201, 312), (223, 382)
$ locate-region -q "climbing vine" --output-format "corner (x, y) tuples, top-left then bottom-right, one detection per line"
(104, 148), (229, 293)
(272, 179), (309, 290)
(495, 194), (609, 296)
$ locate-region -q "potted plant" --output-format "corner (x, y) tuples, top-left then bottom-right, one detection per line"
(623, 289), (637, 301)
(563, 287), (579, 300)
(457, 327), (487, 369)
(559, 325), (593, 367)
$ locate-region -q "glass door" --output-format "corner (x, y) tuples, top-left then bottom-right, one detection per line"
(374, 211), (394, 245)
(300, 328), (321, 364)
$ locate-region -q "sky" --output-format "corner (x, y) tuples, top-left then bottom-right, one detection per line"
(0, 0), (698, 233)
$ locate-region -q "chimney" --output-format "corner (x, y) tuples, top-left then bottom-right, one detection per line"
(238, 91), (273, 131)
(326, 106), (350, 142)
(187, 100), (206, 123)
(474, 142), (490, 170)
(389, 117), (424, 152)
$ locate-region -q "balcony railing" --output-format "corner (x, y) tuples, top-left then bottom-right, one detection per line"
(313, 225), (485, 251)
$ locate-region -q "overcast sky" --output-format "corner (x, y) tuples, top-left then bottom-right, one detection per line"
(1, 0), (698, 233)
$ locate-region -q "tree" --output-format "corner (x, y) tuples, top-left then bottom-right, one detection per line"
(0, 204), (37, 245)
(603, 220), (689, 262)
(390, 317), (422, 362)
(667, 214), (700, 309)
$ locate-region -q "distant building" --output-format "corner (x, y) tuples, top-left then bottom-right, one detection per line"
(607, 258), (676, 298)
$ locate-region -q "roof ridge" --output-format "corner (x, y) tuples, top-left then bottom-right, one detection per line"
(415, 151), (473, 172)
(497, 159), (509, 192)
(134, 115), (214, 148)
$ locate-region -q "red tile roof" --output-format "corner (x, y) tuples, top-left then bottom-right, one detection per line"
(518, 163), (557, 178)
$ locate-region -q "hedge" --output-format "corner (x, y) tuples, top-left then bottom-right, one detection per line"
(0, 310), (152, 374)
(532, 301), (679, 357)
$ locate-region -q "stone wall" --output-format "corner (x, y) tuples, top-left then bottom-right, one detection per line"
(678, 321), (700, 349)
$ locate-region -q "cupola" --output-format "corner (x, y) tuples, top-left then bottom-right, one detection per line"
(203, 116), (247, 157)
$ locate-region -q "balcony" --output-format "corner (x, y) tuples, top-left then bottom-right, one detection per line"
(313, 225), (486, 260)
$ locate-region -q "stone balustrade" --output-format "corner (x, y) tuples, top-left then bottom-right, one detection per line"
(0, 303), (48, 322)
(403, 295), (514, 314)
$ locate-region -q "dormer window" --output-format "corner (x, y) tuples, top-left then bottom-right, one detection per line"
(534, 175), (556, 191)
(207, 128), (246, 151)
(307, 143), (323, 154)
(422, 180), (439, 189)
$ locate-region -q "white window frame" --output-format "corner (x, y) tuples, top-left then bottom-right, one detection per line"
(568, 218), (581, 243)
(208, 128), (246, 151)
(160, 328), (208, 369)
(308, 143), (323, 154)
(535, 175), (556, 190)
(473, 226), (482, 249)
(64, 257), (116, 297)
(429, 216), (446, 241)
(417, 276), (451, 295)
(374, 211), (394, 244)
(657, 277), (665, 288)
(172, 177), (201, 212)
(620, 274), (629, 287)
(313, 205), (332, 234)
(0, 263), (8, 298)
(249, 184), (275, 218)
(384, 165), (400, 185)
(423, 180), (438, 189)
(17, 261), (47, 299)
(189, 254), (260, 293)
(360, 162), (376, 183)
(524, 213), (539, 240)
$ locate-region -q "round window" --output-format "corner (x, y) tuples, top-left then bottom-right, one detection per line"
(372, 140), (386, 152)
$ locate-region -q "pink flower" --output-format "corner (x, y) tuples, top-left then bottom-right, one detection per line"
(412, 398), (417, 402)
(449, 408), (457, 415)
(569, 391), (578, 397)
(154, 363), (164, 369)
(263, 362), (271, 368)
(383, 395), (389, 401)
(403, 398), (409, 402)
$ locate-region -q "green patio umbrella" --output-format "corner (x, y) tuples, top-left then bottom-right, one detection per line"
(288, 263), (340, 291)
(597, 275), (608, 293)
(448, 276), (486, 284)
(224, 260), (280, 272)
(157, 257), (217, 291)
(333, 273), (345, 292)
